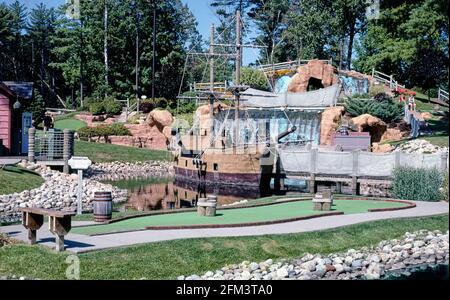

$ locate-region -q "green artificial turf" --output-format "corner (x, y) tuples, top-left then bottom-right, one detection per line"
(0, 166), (44, 195)
(54, 119), (87, 131)
(72, 199), (410, 235)
(0, 215), (447, 280)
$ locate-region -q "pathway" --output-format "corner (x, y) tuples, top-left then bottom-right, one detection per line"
(1, 200), (448, 254)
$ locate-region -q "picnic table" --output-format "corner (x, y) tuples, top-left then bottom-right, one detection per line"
(19, 207), (76, 252)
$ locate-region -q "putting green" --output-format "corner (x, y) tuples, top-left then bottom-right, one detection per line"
(72, 199), (410, 235)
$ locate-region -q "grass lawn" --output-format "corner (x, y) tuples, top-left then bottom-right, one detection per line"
(54, 119), (86, 131)
(74, 140), (173, 163)
(0, 215), (447, 279)
(72, 199), (410, 235)
(0, 166), (44, 195)
(414, 92), (449, 112)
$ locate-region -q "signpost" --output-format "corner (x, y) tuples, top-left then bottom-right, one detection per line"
(68, 157), (92, 215)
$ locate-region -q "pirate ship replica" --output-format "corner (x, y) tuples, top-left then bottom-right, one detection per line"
(173, 11), (341, 195)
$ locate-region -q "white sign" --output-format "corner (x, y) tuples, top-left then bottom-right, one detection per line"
(68, 157), (92, 170)
(68, 156), (91, 215)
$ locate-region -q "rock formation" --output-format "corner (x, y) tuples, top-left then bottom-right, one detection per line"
(351, 114), (387, 143)
(102, 110), (174, 150)
(288, 60), (339, 93)
(320, 106), (345, 145)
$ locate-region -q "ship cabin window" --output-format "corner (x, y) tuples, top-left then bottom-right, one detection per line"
(213, 163), (219, 171)
(185, 160), (188, 167)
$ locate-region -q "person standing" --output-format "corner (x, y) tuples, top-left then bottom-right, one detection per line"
(43, 113), (53, 132)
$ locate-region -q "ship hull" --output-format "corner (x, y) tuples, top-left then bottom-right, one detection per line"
(174, 166), (261, 186)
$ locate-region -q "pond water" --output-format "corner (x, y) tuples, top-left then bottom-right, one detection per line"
(382, 263), (449, 280)
(102, 178), (264, 212)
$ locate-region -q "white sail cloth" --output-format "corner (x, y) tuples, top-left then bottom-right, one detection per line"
(240, 85), (340, 108)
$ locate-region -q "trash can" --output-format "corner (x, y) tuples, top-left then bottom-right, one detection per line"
(93, 191), (113, 222)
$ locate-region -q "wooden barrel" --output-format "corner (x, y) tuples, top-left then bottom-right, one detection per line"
(93, 191), (113, 222)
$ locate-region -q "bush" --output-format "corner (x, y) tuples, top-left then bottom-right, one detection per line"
(103, 99), (123, 115)
(90, 102), (105, 115)
(109, 123), (130, 136)
(442, 173), (449, 201)
(344, 97), (403, 123)
(392, 167), (444, 201)
(77, 123), (130, 141)
(139, 100), (156, 113)
(241, 67), (270, 91)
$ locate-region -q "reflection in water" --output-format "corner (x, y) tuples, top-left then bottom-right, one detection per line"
(104, 178), (262, 212)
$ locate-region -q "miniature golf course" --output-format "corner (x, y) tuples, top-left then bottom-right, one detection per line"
(72, 199), (413, 235)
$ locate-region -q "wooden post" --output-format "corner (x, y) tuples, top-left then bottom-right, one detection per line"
(309, 148), (318, 194)
(55, 235), (65, 252)
(28, 229), (37, 245)
(441, 152), (448, 172)
(394, 151), (401, 169)
(351, 176), (359, 196)
(21, 211), (43, 245)
(28, 127), (35, 163)
(352, 150), (360, 195)
(336, 182), (342, 194)
(309, 173), (316, 194)
(63, 129), (72, 174)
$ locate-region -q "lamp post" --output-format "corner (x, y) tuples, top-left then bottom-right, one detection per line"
(140, 95), (147, 113)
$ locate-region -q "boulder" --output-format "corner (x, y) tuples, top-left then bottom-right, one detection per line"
(148, 110), (173, 128)
(162, 126), (172, 139)
(351, 114), (387, 143)
(320, 106), (344, 145)
(288, 60), (339, 93)
(372, 142), (394, 153)
(381, 128), (409, 143)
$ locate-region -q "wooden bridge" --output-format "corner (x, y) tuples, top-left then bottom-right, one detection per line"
(278, 147), (448, 195)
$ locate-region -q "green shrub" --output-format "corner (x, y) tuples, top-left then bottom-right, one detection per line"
(109, 123), (130, 136)
(393, 167), (444, 201)
(77, 124), (130, 141)
(139, 100), (156, 113)
(442, 172), (449, 201)
(103, 99), (123, 115)
(90, 102), (105, 115)
(241, 67), (270, 91)
(344, 97), (403, 123)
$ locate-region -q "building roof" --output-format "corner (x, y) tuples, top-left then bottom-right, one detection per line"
(0, 82), (15, 98)
(1, 81), (34, 100)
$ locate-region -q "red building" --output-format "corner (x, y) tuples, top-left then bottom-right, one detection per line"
(0, 82), (34, 156)
(0, 83), (15, 155)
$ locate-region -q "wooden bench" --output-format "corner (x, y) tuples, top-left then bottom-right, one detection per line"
(19, 207), (76, 252)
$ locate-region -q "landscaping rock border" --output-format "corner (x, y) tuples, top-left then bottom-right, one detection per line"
(181, 230), (449, 280)
(0, 161), (128, 223)
(85, 161), (174, 181)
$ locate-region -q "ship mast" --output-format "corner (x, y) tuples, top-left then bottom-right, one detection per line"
(234, 10), (242, 153)
(209, 24), (215, 147)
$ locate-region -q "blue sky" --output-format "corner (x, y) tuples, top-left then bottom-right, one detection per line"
(3, 0), (258, 65)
